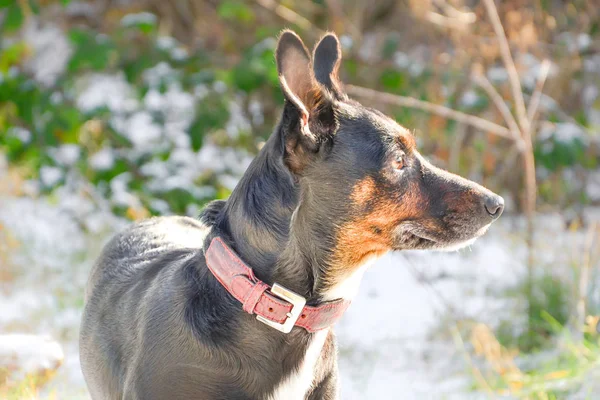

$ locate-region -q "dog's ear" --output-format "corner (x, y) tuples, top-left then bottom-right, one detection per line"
(313, 33), (346, 99)
(276, 30), (313, 118)
(276, 30), (337, 174)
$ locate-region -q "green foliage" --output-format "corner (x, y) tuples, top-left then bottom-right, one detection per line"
(497, 273), (570, 352)
(0, 7), (281, 220)
(217, 1), (255, 24)
(68, 29), (116, 72)
(3, 3), (24, 32)
(232, 46), (277, 93)
(381, 36), (399, 59)
(379, 69), (406, 92)
(535, 135), (593, 171)
(1, 0), (599, 221)
(0, 0), (15, 8)
(189, 96), (230, 151)
(0, 41), (28, 73)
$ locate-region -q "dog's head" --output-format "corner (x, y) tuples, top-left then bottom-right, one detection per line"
(275, 31), (503, 271)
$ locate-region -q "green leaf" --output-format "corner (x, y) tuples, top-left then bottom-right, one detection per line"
(187, 118), (205, 152)
(0, 101), (18, 131)
(48, 105), (83, 143)
(382, 36), (399, 59)
(67, 29), (116, 72)
(232, 58), (267, 92)
(120, 12), (157, 35)
(122, 53), (155, 84)
(2, 131), (27, 160)
(89, 158), (129, 185)
(3, 4), (24, 32)
(27, 0), (39, 15)
(188, 96), (230, 151)
(0, 41), (28, 73)
(217, 1), (255, 23)
(0, 0), (15, 9)
(157, 188), (197, 215)
(379, 69), (406, 92)
(344, 59), (358, 79)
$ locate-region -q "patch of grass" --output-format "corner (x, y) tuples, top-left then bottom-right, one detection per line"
(463, 321), (600, 399)
(0, 371), (58, 400)
(497, 273), (571, 352)
(464, 248), (600, 400)
(0, 221), (21, 283)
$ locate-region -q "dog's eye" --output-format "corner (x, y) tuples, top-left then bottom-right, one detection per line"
(393, 155), (405, 170)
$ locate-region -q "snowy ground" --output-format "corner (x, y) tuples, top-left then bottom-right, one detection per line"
(2, 177), (599, 399)
(338, 224), (520, 400)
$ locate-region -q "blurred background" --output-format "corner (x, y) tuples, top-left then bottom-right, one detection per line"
(0, 0), (599, 398)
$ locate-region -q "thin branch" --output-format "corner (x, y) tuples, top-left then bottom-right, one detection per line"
(433, 0), (476, 22)
(428, 0), (477, 31)
(471, 71), (524, 149)
(526, 59), (551, 125)
(325, 0), (362, 39)
(482, 0), (529, 133)
(576, 223), (597, 341)
(255, 0), (319, 33)
(481, 2), (538, 309)
(426, 12), (473, 31)
(346, 84), (514, 140)
(451, 326), (497, 398)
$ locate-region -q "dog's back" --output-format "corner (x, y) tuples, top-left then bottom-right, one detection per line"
(84, 216), (210, 297)
(80, 215), (214, 399)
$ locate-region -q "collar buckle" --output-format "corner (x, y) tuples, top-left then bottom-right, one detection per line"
(256, 283), (306, 333)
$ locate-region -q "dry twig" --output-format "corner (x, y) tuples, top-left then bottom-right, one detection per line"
(346, 84), (513, 139)
(471, 71), (524, 149)
(576, 223), (598, 340)
(526, 60), (552, 131)
(482, 0), (529, 133)
(255, 0), (319, 33)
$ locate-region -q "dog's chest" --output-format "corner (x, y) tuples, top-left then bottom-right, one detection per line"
(268, 330), (329, 400)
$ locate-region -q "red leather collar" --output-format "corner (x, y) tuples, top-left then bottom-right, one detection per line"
(205, 237), (350, 333)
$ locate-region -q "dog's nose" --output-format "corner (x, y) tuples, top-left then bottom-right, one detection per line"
(484, 195), (504, 219)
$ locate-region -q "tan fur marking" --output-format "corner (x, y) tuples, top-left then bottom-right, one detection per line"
(325, 180), (424, 288)
(350, 177), (376, 207)
(398, 129), (416, 152)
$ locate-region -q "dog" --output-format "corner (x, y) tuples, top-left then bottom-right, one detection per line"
(79, 30), (504, 400)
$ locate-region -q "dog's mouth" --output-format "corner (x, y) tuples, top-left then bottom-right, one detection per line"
(394, 223), (491, 251)
(394, 230), (437, 250)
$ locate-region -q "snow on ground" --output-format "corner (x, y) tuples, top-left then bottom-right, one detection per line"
(22, 21), (72, 87)
(338, 224), (519, 400)
(2, 171), (598, 399)
(0, 170), (124, 398)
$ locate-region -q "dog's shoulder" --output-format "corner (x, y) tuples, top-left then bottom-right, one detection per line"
(110, 213), (214, 257)
(128, 215), (210, 251)
(84, 214), (212, 300)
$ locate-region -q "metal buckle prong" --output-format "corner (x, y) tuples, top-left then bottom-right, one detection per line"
(256, 283), (306, 334)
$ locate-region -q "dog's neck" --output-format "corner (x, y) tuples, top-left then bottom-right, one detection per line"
(219, 126), (301, 282)
(218, 126), (354, 304)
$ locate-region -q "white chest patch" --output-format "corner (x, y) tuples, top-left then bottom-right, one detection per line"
(268, 256), (380, 399)
(321, 257), (377, 302)
(268, 330), (329, 400)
